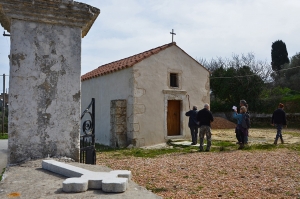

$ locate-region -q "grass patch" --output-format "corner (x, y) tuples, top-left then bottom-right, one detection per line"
(146, 184), (168, 193)
(285, 131), (300, 137)
(95, 143), (115, 152)
(95, 129), (300, 158)
(121, 148), (190, 158)
(96, 145), (192, 158)
(213, 140), (236, 147)
(286, 143), (300, 152)
(243, 143), (277, 151)
(0, 133), (8, 139)
(0, 168), (5, 181)
(96, 141), (300, 158)
(151, 187), (168, 193)
(211, 141), (237, 152)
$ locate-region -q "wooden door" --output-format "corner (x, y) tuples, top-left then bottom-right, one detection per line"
(167, 100), (181, 136)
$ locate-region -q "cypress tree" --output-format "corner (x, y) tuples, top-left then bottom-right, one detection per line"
(271, 40), (289, 71)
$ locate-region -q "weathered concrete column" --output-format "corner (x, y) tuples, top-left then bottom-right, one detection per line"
(0, 0), (100, 164)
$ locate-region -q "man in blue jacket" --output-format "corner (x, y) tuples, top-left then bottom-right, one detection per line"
(185, 106), (199, 145)
(271, 103), (287, 144)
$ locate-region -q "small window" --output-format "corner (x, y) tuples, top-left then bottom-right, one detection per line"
(170, 73), (178, 87)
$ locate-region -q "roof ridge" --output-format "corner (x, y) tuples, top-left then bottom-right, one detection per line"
(81, 42), (176, 81)
(98, 42), (174, 68)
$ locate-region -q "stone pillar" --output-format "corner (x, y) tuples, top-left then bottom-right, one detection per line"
(0, 0), (100, 164)
(110, 100), (127, 148)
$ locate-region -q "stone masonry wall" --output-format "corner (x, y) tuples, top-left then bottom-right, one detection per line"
(110, 100), (127, 148)
(8, 20), (82, 163)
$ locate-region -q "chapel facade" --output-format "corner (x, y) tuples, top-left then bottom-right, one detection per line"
(81, 42), (210, 148)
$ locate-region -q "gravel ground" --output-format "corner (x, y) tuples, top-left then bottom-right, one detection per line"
(97, 128), (300, 199)
(97, 149), (300, 199)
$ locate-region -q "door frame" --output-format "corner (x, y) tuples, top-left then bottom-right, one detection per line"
(163, 89), (187, 139)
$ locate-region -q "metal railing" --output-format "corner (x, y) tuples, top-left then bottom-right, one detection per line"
(80, 98), (96, 164)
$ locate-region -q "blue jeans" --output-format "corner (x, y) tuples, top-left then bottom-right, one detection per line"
(275, 124), (283, 139)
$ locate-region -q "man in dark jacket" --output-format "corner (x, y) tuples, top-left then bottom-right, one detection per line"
(185, 106), (199, 145)
(197, 103), (214, 151)
(271, 103), (287, 144)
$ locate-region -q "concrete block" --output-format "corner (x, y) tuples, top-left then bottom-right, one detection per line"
(102, 177), (128, 193)
(110, 170), (132, 180)
(63, 178), (88, 193)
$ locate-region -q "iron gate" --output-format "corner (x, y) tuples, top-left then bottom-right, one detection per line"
(80, 98), (96, 164)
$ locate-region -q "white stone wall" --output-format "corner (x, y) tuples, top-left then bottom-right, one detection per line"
(81, 68), (133, 146)
(132, 45), (210, 147)
(81, 45), (210, 148)
(8, 19), (81, 163)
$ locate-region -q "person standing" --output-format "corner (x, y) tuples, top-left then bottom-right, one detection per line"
(185, 106), (199, 145)
(233, 106), (249, 149)
(271, 103), (287, 145)
(197, 103), (214, 151)
(239, 100), (249, 144)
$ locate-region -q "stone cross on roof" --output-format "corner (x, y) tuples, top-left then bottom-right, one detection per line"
(170, 29), (176, 42)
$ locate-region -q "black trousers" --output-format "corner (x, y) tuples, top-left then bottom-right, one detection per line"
(189, 126), (198, 144)
(235, 127), (245, 144)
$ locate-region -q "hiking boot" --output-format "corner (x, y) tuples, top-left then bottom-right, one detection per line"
(238, 143), (244, 150)
(280, 137), (284, 144)
(274, 139), (278, 145)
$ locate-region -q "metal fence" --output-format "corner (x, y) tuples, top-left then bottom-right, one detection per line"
(80, 98), (96, 164)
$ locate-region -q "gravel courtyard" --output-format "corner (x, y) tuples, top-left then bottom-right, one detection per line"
(97, 128), (300, 199)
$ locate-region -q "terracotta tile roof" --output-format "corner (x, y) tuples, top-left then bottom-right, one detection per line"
(81, 42), (176, 81)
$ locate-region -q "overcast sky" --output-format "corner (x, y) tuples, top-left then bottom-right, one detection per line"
(1, 0), (300, 92)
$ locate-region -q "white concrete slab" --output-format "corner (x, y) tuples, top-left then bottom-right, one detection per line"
(42, 159), (131, 193)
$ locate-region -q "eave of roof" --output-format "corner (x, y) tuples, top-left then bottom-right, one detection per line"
(81, 42), (209, 81)
(81, 42), (176, 81)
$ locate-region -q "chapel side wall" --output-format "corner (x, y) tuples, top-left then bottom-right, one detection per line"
(81, 67), (133, 146)
(8, 20), (81, 163)
(132, 45), (210, 147)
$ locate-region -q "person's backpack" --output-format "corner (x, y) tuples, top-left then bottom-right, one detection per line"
(241, 113), (250, 129)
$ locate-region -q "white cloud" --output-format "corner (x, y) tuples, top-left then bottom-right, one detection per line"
(1, 0), (300, 89)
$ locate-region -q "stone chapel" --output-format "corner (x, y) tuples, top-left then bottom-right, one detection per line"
(81, 42), (210, 148)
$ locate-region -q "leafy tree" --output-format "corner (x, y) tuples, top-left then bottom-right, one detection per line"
(273, 52), (300, 92)
(271, 40), (289, 71)
(284, 52), (300, 92)
(210, 66), (264, 110)
(201, 53), (267, 112)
